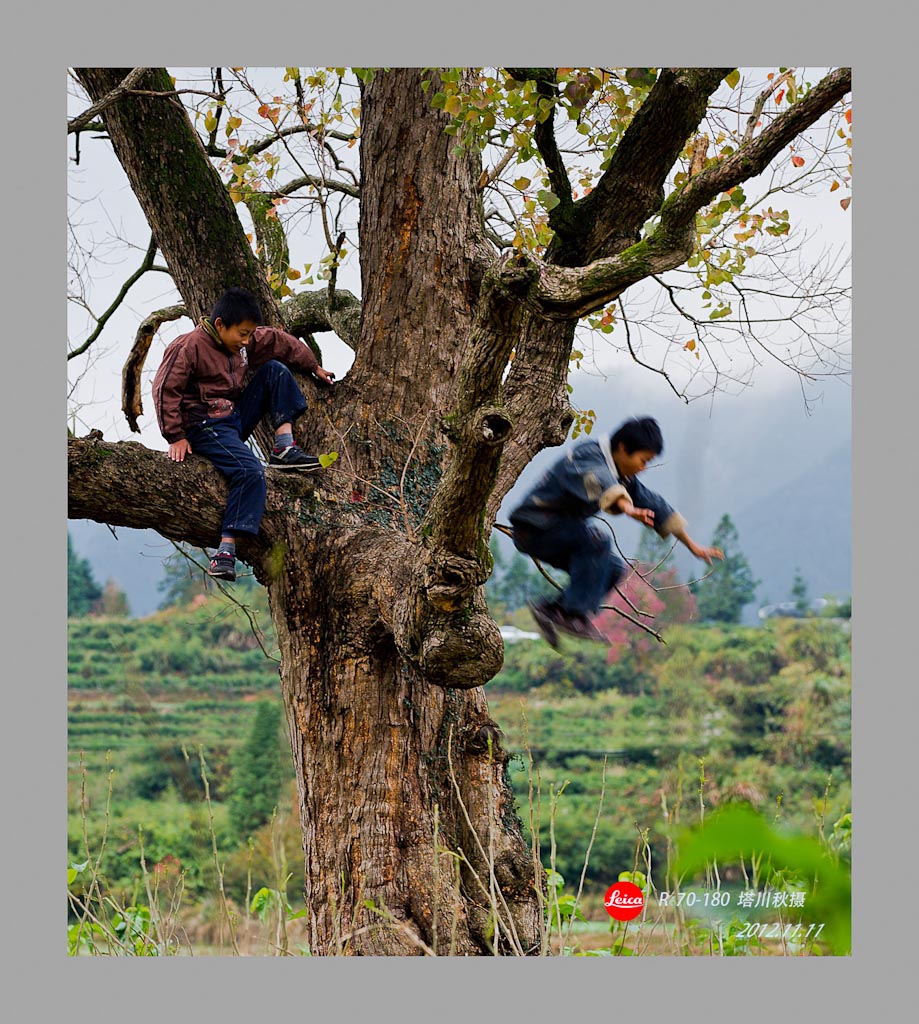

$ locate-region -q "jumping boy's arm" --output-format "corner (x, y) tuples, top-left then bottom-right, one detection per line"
(668, 525), (724, 565)
(616, 478), (724, 564)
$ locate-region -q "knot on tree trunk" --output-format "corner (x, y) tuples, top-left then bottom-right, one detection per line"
(462, 719), (506, 759)
(417, 606), (504, 689)
(440, 406), (514, 448)
(424, 554), (486, 611)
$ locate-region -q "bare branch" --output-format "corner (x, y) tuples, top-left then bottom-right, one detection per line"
(477, 143), (521, 193)
(68, 233), (163, 360)
(743, 69), (795, 145)
(209, 122), (358, 160)
(667, 68), (851, 229)
(270, 173), (360, 200)
(68, 68), (151, 134)
(618, 298), (688, 402)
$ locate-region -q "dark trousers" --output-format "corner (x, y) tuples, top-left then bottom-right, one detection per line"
(185, 361), (308, 537)
(511, 518), (626, 617)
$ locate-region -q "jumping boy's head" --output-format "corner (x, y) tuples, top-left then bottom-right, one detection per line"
(210, 288), (263, 354)
(609, 416), (663, 478)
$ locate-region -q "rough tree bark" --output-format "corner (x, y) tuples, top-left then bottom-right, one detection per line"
(69, 66), (850, 955)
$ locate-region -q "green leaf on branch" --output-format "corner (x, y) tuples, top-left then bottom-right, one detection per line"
(318, 452), (339, 468)
(724, 69), (741, 90)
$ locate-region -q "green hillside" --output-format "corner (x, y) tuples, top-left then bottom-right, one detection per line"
(67, 596), (851, 954)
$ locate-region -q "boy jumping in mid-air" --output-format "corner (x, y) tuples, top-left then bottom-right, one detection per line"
(509, 416), (723, 648)
(153, 287), (336, 582)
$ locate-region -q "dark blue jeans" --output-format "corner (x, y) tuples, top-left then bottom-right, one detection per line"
(185, 360), (308, 537)
(511, 517), (626, 617)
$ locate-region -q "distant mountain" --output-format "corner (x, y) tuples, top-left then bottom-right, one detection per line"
(732, 443), (851, 610)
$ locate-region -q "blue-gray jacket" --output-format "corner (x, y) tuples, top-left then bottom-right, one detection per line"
(509, 435), (687, 538)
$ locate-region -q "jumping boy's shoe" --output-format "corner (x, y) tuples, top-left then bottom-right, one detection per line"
(554, 612), (608, 644)
(268, 444), (321, 471)
(528, 600), (562, 651)
(207, 551), (237, 582)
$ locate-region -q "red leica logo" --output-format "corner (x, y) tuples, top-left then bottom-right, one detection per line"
(604, 880), (645, 920)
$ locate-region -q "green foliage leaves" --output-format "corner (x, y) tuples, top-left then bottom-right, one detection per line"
(675, 804), (851, 954)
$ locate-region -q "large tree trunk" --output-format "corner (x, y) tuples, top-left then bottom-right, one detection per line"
(73, 67), (551, 955)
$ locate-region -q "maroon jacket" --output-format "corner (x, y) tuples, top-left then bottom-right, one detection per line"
(153, 322), (320, 442)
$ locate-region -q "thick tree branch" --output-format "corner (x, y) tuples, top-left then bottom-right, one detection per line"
(569, 67), (732, 263)
(68, 433), (324, 565)
(425, 255), (531, 559)
(281, 288), (362, 349)
(69, 433), (231, 546)
(245, 191), (291, 284)
(122, 304), (188, 432)
(73, 68), (282, 325)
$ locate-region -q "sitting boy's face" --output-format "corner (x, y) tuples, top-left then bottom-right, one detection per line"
(214, 317), (258, 354)
(612, 444), (657, 479)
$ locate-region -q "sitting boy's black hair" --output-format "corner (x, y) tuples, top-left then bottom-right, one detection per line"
(211, 287), (263, 327)
(610, 416), (664, 455)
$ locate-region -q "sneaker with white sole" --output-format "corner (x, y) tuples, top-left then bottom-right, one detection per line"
(207, 551), (237, 581)
(268, 445), (321, 471)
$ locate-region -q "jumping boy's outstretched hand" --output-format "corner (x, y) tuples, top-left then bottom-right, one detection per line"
(169, 439), (192, 462)
(618, 497), (656, 527)
(313, 366), (336, 385)
(687, 540), (724, 565)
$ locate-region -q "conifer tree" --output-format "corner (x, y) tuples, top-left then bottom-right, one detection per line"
(67, 532), (102, 617)
(791, 568), (810, 616)
(693, 514), (759, 623)
(228, 701), (287, 838)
